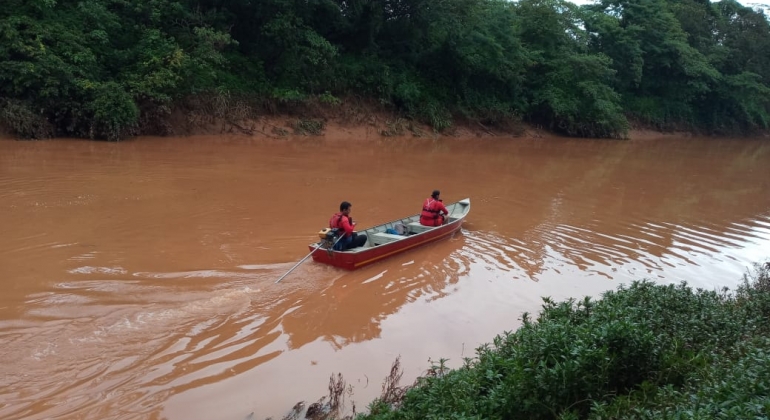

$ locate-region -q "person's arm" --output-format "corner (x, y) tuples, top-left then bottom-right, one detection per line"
(437, 202), (450, 215)
(341, 216), (355, 235)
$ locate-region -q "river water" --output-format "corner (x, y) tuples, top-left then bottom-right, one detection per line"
(1, 134), (769, 420)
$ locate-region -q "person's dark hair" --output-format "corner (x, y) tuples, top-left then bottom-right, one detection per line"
(431, 190), (440, 199)
(340, 201), (352, 211)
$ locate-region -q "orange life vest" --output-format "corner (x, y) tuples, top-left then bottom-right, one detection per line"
(420, 198), (443, 226)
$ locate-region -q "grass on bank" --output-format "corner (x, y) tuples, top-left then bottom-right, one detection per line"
(282, 261), (770, 420)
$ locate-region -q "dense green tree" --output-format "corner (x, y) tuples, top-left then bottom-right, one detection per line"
(1, 0), (769, 139)
(582, 0), (770, 132)
(517, 0), (628, 137)
(702, 0), (770, 132)
(0, 0), (233, 139)
(585, 0), (720, 127)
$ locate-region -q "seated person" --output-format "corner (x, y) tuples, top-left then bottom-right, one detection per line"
(329, 201), (367, 250)
(419, 190), (449, 226)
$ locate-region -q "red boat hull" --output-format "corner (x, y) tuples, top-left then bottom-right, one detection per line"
(308, 219), (464, 270)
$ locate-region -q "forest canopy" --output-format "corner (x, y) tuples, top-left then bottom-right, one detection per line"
(1, 0), (769, 140)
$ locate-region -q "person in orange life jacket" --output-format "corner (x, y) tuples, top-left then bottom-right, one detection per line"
(419, 190), (449, 226)
(329, 201), (367, 251)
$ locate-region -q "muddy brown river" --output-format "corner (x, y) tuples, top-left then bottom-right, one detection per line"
(1, 133), (769, 420)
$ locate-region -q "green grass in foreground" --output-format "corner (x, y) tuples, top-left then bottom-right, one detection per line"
(291, 261), (770, 420)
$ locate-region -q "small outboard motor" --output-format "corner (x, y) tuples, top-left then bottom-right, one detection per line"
(317, 228), (340, 249)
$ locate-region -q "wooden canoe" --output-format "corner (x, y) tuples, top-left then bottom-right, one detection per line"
(308, 198), (470, 270)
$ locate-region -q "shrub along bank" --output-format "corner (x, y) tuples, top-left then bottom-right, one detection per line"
(353, 262), (770, 420)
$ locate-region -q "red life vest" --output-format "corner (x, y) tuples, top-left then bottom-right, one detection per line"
(420, 198), (443, 226)
(329, 212), (344, 229)
(329, 212), (352, 236)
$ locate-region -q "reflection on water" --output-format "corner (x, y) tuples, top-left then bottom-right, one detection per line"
(0, 135), (769, 419)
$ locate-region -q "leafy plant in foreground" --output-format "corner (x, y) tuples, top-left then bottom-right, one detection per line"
(354, 261), (770, 420)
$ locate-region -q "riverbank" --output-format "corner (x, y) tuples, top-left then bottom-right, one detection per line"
(0, 96), (704, 143)
(158, 96), (726, 142)
(285, 262), (770, 420)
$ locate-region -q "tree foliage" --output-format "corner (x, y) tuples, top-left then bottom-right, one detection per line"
(1, 0), (769, 139)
